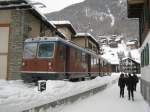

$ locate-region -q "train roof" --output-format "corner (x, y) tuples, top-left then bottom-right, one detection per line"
(24, 37), (98, 57)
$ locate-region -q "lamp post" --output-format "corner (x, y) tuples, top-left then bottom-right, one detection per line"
(0, 1), (46, 9)
(30, 2), (46, 8)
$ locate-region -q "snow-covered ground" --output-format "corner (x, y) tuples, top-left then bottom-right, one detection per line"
(49, 81), (150, 112)
(0, 73), (119, 112)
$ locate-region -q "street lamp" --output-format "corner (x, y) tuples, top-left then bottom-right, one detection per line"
(0, 1), (46, 9)
(29, 2), (46, 8)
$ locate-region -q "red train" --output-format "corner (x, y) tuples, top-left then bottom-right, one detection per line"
(21, 37), (111, 82)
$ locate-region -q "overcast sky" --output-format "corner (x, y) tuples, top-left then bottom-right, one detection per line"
(31, 0), (85, 14)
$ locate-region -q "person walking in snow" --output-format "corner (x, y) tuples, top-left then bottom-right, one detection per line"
(118, 73), (126, 98)
(124, 74), (128, 88)
(126, 74), (135, 101)
(132, 73), (139, 91)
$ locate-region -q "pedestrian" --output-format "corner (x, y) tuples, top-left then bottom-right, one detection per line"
(118, 73), (126, 98)
(124, 74), (128, 88)
(126, 74), (135, 101)
(133, 73), (139, 91)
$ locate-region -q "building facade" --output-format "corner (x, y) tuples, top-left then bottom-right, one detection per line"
(127, 0), (150, 106)
(122, 57), (140, 74)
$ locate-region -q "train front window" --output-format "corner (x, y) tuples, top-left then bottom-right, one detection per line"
(23, 43), (37, 59)
(38, 43), (54, 58)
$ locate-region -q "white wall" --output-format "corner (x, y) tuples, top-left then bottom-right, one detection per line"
(141, 31), (150, 82)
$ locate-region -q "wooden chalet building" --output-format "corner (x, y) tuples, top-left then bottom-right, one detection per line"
(0, 0), (64, 80)
(122, 57), (140, 74)
(49, 20), (76, 40)
(72, 33), (99, 54)
(127, 0), (150, 106)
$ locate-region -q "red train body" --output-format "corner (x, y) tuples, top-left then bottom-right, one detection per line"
(21, 37), (111, 82)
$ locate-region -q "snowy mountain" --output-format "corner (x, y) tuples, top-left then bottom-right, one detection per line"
(46, 0), (139, 41)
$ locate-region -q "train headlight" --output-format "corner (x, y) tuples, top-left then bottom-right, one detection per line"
(22, 62), (25, 66)
(48, 62), (52, 66)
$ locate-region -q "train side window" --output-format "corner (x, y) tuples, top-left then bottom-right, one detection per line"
(93, 57), (96, 67)
(91, 56), (93, 67)
(82, 52), (86, 63)
(76, 50), (81, 61)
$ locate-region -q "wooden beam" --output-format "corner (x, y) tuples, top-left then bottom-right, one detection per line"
(128, 0), (144, 4)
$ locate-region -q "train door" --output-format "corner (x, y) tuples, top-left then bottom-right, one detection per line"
(59, 44), (66, 72)
(65, 46), (70, 78)
(0, 25), (9, 79)
(87, 54), (91, 77)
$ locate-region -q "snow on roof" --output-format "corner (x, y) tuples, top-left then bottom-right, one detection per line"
(34, 9), (56, 28)
(24, 0), (56, 29)
(50, 20), (72, 25)
(122, 57), (140, 64)
(49, 20), (74, 29)
(75, 33), (98, 43)
(49, 20), (76, 34)
(126, 41), (136, 45)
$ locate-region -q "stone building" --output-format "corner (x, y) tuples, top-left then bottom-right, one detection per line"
(0, 0), (64, 80)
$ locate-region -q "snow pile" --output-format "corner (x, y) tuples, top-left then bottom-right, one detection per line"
(0, 73), (119, 112)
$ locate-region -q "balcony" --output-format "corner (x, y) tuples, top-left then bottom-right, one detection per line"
(127, 0), (144, 18)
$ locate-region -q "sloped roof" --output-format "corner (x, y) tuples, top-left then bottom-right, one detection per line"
(122, 57), (140, 64)
(49, 20), (76, 35)
(0, 0), (65, 38)
(75, 33), (99, 46)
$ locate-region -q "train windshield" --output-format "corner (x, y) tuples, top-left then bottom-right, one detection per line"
(23, 42), (38, 59)
(38, 42), (54, 58)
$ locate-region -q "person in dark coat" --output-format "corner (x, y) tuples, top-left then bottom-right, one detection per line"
(133, 73), (139, 91)
(126, 74), (135, 101)
(124, 74), (128, 88)
(118, 73), (126, 98)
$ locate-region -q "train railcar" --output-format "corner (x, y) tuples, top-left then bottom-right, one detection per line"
(21, 37), (110, 82)
(99, 57), (112, 76)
